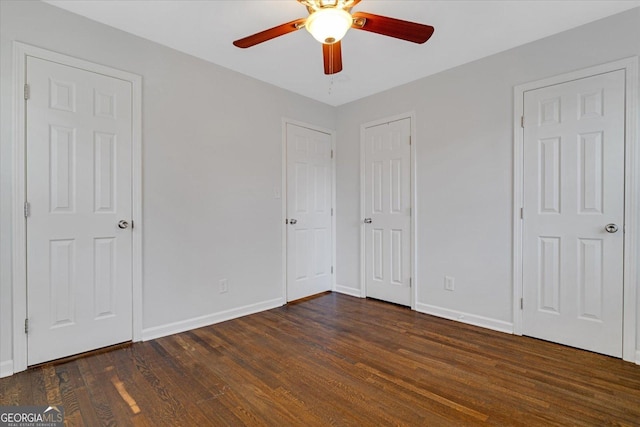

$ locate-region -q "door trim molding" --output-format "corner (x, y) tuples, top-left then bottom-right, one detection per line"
(512, 57), (639, 362)
(360, 112), (417, 309)
(281, 118), (336, 302)
(11, 42), (143, 373)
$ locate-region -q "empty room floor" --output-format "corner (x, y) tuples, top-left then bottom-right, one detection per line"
(2, 292), (640, 425)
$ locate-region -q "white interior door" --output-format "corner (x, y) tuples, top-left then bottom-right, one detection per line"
(286, 123), (333, 302)
(363, 118), (412, 306)
(26, 56), (133, 365)
(522, 70), (625, 357)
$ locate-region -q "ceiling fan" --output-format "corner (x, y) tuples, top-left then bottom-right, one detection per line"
(233, 0), (435, 75)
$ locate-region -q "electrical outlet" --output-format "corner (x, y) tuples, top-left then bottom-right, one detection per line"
(219, 278), (228, 294)
(444, 276), (454, 291)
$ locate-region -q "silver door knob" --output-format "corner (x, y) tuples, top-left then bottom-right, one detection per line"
(364, 218), (372, 224)
(605, 223), (618, 233)
(289, 218), (297, 225)
(118, 220), (129, 229)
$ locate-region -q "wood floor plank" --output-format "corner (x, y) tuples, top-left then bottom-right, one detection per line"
(54, 362), (87, 427)
(106, 346), (174, 427)
(29, 368), (48, 405)
(2, 292), (640, 426)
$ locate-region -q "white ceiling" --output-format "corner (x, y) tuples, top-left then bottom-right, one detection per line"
(45, 0), (640, 106)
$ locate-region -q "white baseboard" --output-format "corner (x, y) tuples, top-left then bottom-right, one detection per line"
(0, 360), (13, 378)
(142, 297), (285, 341)
(334, 284), (363, 298)
(415, 302), (514, 334)
(635, 350), (640, 365)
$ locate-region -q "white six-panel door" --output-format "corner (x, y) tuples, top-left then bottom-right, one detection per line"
(363, 118), (412, 306)
(522, 70), (625, 357)
(286, 123), (333, 302)
(26, 56), (133, 365)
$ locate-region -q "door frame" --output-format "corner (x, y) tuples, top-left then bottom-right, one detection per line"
(512, 57), (639, 362)
(360, 112), (417, 309)
(281, 118), (337, 301)
(11, 42), (143, 373)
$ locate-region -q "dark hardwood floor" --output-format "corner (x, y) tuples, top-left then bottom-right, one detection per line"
(2, 292), (640, 426)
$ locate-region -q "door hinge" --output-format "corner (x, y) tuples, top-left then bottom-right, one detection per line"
(331, 149), (334, 159)
(24, 84), (30, 100)
(331, 208), (334, 216)
(520, 116), (525, 128)
(24, 318), (29, 334)
(520, 298), (523, 310)
(130, 220), (134, 229)
(520, 207), (523, 219)
(409, 278), (412, 288)
(331, 266), (334, 274)
(409, 136), (412, 145)
(24, 201), (30, 218)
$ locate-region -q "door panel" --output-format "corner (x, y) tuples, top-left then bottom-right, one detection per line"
(286, 123), (332, 301)
(364, 118), (411, 306)
(522, 70), (625, 357)
(26, 56), (133, 365)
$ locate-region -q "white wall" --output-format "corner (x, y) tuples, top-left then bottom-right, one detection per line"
(0, 0), (335, 374)
(335, 8), (640, 337)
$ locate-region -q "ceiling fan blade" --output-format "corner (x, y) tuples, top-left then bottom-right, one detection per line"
(323, 41), (343, 75)
(352, 12), (434, 44)
(233, 18), (307, 48)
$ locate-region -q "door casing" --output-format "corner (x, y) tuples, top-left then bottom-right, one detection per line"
(360, 112), (417, 309)
(281, 118), (337, 301)
(11, 42), (143, 373)
(512, 57), (639, 362)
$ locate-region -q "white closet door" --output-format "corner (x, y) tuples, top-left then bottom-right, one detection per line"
(522, 70), (625, 357)
(286, 123), (333, 301)
(26, 56), (133, 365)
(363, 118), (411, 306)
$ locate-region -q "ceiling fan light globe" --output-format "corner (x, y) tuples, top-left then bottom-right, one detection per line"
(305, 8), (352, 44)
